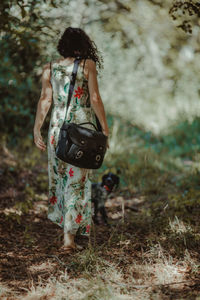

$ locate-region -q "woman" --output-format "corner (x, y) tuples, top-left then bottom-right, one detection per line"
(33, 27), (109, 253)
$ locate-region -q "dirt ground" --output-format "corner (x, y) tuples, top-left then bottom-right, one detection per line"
(1, 192), (200, 299)
(0, 149), (200, 299)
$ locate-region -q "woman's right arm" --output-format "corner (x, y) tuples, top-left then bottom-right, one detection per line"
(87, 59), (109, 137)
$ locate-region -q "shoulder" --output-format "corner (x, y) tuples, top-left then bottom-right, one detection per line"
(85, 59), (96, 71)
(40, 63), (51, 82)
(84, 59), (97, 80)
(41, 63), (51, 76)
(42, 62), (51, 74)
(81, 59), (97, 81)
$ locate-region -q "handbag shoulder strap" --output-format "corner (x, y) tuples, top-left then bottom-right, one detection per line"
(61, 59), (80, 127)
(67, 58), (80, 110)
(62, 58), (103, 132)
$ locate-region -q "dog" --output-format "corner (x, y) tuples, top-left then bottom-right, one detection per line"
(91, 171), (120, 225)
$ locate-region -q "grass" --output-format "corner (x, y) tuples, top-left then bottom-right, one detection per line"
(0, 114), (200, 299)
(1, 213), (199, 299)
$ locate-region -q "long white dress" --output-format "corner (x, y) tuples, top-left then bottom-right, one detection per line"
(47, 59), (97, 236)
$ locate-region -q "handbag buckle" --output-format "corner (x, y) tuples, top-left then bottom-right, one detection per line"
(76, 150), (83, 159)
(96, 154), (101, 162)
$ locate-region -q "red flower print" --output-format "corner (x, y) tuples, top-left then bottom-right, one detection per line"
(59, 216), (63, 224)
(81, 176), (86, 182)
(69, 168), (74, 177)
(74, 86), (84, 99)
(86, 225), (90, 233)
(49, 195), (57, 205)
(51, 135), (55, 145)
(75, 214), (82, 224)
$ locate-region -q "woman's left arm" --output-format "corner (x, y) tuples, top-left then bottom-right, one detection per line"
(33, 62), (52, 151)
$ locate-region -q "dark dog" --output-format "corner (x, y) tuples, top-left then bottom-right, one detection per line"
(91, 171), (120, 225)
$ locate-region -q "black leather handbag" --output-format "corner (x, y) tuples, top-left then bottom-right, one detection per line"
(53, 58), (108, 169)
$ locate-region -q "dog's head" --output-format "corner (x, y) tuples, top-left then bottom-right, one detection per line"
(101, 170), (120, 193)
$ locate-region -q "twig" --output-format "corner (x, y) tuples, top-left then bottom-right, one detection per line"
(44, 254), (67, 267)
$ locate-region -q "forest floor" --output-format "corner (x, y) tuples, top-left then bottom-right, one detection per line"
(0, 142), (200, 300)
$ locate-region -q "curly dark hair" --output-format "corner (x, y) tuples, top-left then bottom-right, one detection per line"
(57, 27), (103, 70)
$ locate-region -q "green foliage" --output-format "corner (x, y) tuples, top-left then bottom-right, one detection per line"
(23, 224), (36, 246)
(1, 0), (200, 249)
(168, 188), (200, 217)
(0, 0), (58, 146)
(36, 173), (49, 191)
(15, 196), (34, 214)
(1, 0), (200, 147)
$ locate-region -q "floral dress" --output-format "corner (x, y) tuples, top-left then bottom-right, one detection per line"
(47, 59), (97, 236)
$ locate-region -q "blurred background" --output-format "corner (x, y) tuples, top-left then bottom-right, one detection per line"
(1, 0), (200, 213)
(1, 1), (200, 298)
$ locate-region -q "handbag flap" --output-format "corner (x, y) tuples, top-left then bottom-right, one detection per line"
(62, 123), (107, 148)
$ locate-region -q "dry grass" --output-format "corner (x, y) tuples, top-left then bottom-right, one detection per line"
(1, 212), (199, 300)
(1, 119), (200, 300)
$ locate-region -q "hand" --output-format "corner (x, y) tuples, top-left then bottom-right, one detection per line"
(34, 129), (46, 151)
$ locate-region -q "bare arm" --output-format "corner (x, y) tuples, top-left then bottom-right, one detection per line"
(87, 60), (109, 137)
(33, 63), (53, 151)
